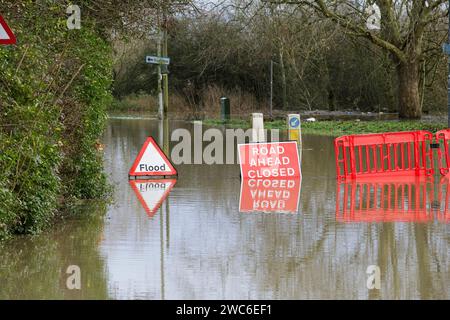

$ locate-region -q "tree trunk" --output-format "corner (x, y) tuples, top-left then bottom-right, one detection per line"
(396, 60), (421, 119)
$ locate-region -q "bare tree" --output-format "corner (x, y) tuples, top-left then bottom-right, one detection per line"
(266, 0), (448, 119)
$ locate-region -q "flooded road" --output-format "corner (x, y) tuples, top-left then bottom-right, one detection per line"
(0, 117), (448, 299)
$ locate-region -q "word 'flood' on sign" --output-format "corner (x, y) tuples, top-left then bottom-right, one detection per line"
(129, 136), (177, 177)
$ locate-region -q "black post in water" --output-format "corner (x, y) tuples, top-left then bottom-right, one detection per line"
(220, 96), (230, 122)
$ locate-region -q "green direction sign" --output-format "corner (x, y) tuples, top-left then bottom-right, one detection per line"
(146, 56), (170, 65)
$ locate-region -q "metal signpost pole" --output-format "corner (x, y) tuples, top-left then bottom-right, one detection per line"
(157, 34), (164, 121)
(270, 60), (273, 119)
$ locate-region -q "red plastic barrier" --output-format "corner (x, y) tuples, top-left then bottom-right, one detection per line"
(435, 129), (450, 176)
(336, 176), (434, 223)
(335, 131), (434, 181)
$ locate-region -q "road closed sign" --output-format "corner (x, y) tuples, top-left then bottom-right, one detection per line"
(238, 141), (301, 179)
(129, 136), (177, 177)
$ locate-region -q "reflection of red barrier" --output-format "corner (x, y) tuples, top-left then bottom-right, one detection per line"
(336, 176), (434, 223)
(335, 131), (434, 181)
(239, 178), (301, 213)
(437, 177), (450, 223)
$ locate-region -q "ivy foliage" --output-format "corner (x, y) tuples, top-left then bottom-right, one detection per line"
(0, 1), (113, 239)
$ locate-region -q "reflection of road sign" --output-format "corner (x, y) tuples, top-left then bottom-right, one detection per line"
(0, 15), (16, 45)
(239, 177), (301, 213)
(146, 56), (170, 65)
(129, 179), (176, 217)
(129, 136), (177, 177)
(238, 141), (301, 179)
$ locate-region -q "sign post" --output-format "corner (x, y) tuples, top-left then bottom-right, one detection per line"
(145, 54), (170, 121)
(287, 114), (301, 142)
(146, 56), (170, 65)
(288, 114), (302, 162)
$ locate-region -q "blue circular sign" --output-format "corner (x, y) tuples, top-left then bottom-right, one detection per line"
(289, 117), (300, 128)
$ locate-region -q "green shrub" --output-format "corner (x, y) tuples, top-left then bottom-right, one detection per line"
(0, 3), (112, 239)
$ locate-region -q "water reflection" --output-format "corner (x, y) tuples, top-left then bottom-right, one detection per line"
(239, 177), (301, 213)
(0, 202), (109, 300)
(129, 179), (177, 218)
(337, 176), (450, 223)
(101, 120), (448, 299)
(0, 118), (447, 300)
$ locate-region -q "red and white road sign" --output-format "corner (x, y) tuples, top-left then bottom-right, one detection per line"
(129, 179), (176, 217)
(239, 177), (301, 213)
(238, 141), (301, 179)
(129, 136), (177, 177)
(0, 15), (16, 45)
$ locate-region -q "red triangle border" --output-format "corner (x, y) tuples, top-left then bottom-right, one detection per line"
(129, 179), (177, 217)
(0, 15), (17, 45)
(129, 136), (178, 177)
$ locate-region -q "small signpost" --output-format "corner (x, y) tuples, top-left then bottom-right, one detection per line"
(146, 55), (170, 65)
(287, 114), (301, 142)
(129, 136), (177, 177)
(129, 179), (176, 217)
(238, 141), (301, 179)
(0, 15), (16, 45)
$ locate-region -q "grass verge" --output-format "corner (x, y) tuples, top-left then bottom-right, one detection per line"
(202, 118), (448, 136)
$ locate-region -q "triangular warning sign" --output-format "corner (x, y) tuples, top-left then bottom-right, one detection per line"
(0, 15), (16, 45)
(129, 136), (177, 177)
(129, 179), (176, 217)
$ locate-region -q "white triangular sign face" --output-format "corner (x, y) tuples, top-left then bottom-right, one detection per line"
(0, 25), (9, 39)
(0, 15), (16, 45)
(129, 136), (177, 176)
(129, 179), (176, 217)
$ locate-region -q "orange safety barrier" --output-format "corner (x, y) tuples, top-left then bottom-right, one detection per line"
(336, 176), (434, 223)
(436, 129), (450, 176)
(335, 131), (434, 181)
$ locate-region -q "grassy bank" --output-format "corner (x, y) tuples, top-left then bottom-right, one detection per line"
(203, 119), (448, 136)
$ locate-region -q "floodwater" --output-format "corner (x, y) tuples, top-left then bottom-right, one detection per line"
(0, 117), (448, 300)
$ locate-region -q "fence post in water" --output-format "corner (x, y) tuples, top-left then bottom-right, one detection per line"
(251, 113), (265, 143)
(288, 114), (302, 162)
(220, 97), (230, 122)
